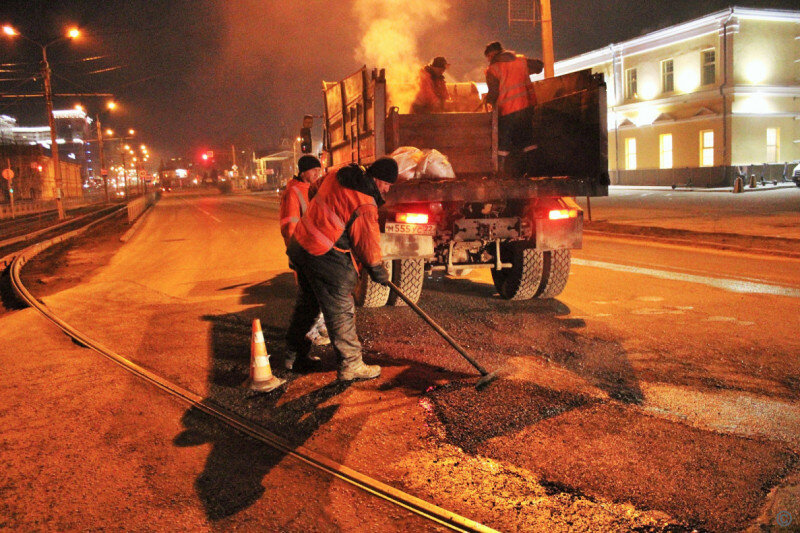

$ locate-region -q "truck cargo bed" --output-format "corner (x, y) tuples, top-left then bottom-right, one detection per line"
(384, 175), (607, 204)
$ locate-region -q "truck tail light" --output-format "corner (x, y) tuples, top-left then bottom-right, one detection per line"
(548, 209), (578, 220)
(396, 212), (429, 224)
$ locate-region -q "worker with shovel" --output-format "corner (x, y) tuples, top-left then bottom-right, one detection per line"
(285, 158), (398, 381)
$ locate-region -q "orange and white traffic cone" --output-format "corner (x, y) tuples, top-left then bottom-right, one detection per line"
(247, 319), (285, 392)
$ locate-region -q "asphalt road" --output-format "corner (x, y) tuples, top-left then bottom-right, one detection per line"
(3, 191), (799, 531)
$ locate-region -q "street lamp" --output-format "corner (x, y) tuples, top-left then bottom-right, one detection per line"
(2, 24), (81, 220)
(292, 136), (302, 175)
(85, 99), (119, 203)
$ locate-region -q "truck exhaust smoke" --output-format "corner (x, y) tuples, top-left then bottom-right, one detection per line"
(353, 0), (450, 113)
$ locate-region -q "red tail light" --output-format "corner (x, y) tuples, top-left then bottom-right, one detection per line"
(396, 213), (429, 224)
(548, 209), (578, 220)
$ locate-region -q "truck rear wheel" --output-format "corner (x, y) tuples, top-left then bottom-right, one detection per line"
(387, 259), (425, 306)
(536, 249), (571, 299)
(491, 243), (544, 300)
(354, 260), (392, 308)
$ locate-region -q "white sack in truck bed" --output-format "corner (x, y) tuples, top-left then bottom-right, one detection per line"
(390, 146), (456, 181)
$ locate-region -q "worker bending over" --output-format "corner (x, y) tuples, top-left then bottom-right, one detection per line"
(285, 157), (399, 381)
(280, 155), (330, 367)
(483, 41), (544, 177)
(411, 56), (451, 114)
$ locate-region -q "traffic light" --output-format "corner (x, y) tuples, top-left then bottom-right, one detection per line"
(300, 114), (313, 154)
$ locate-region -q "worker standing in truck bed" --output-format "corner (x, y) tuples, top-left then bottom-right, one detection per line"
(483, 41), (544, 177)
(411, 56), (451, 114)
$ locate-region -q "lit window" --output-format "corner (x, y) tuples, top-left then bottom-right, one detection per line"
(766, 128), (780, 163)
(661, 60), (674, 93)
(700, 130), (714, 167)
(625, 137), (637, 170)
(659, 134), (673, 169)
(625, 68), (637, 99)
(702, 50), (716, 86)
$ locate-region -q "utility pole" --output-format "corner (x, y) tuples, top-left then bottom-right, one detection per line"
(540, 0), (555, 78)
(42, 47), (66, 219)
(121, 150), (128, 199)
(95, 115), (109, 203)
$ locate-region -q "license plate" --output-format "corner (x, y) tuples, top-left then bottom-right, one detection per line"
(385, 222), (437, 236)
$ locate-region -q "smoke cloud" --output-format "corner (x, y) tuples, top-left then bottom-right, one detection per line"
(353, 0), (450, 112)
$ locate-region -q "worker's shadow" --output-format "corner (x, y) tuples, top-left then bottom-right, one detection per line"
(173, 273), (353, 521)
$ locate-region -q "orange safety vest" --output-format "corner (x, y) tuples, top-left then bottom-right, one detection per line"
(279, 178), (310, 247)
(486, 55), (536, 116)
(292, 170), (379, 262)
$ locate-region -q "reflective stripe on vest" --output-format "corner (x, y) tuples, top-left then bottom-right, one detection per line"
(280, 216), (299, 227)
(292, 185), (308, 214)
(488, 55), (535, 116)
(292, 171), (377, 256)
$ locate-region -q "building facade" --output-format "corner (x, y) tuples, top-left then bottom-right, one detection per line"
(556, 7), (800, 186)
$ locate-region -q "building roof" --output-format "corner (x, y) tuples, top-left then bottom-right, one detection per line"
(556, 7), (800, 73)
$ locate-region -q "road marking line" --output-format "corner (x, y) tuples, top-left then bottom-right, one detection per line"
(573, 258), (800, 298)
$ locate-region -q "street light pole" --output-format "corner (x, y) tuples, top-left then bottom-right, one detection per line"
(42, 46), (66, 220)
(120, 150), (128, 198)
(95, 115), (109, 203)
(540, 0), (555, 78)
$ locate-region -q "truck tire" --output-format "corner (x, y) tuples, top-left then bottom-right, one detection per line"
(387, 259), (425, 306)
(536, 250), (571, 299)
(491, 242), (544, 300)
(354, 260), (392, 308)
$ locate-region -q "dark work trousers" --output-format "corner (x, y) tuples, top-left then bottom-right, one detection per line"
(497, 106), (536, 177)
(285, 240), (363, 372)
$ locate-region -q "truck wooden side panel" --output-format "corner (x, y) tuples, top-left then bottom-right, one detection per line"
(386, 111), (497, 177)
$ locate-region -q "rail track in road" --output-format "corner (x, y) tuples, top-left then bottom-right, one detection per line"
(0, 204), (124, 265)
(6, 210), (495, 533)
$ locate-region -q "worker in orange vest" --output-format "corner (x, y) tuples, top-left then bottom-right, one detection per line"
(483, 41), (544, 177)
(410, 56), (451, 113)
(280, 155), (330, 362)
(285, 157), (398, 381)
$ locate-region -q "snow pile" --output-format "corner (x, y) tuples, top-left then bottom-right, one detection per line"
(390, 146), (455, 181)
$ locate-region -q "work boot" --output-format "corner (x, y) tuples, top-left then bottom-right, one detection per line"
(337, 362), (381, 382)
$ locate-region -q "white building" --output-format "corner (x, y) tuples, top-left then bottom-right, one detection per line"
(556, 7), (800, 186)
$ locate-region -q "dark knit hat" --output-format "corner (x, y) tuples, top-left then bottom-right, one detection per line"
(366, 157), (398, 183)
(484, 41), (503, 56)
(297, 155), (321, 174)
(430, 56), (450, 69)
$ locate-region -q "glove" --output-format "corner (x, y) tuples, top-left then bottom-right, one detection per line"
(366, 264), (390, 285)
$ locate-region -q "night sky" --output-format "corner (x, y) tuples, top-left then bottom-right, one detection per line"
(2, 0), (797, 162)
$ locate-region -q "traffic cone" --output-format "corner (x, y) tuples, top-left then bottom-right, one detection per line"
(246, 319), (285, 392)
(732, 176), (744, 193)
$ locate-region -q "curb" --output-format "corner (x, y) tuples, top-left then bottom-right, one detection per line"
(120, 203), (155, 243)
(584, 229), (800, 259)
(609, 184), (798, 194)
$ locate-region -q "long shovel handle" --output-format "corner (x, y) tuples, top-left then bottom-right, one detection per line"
(386, 281), (489, 376)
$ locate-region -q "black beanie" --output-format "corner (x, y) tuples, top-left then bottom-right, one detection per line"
(297, 155), (321, 175)
(484, 41), (503, 56)
(366, 157), (398, 183)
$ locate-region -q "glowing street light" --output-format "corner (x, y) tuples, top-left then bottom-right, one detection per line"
(74, 103), (84, 112)
(105, 128), (114, 136)
(1, 23), (83, 220)
(128, 129), (135, 136)
(106, 100), (117, 110)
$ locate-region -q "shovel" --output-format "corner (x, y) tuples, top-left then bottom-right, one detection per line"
(386, 281), (500, 390)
